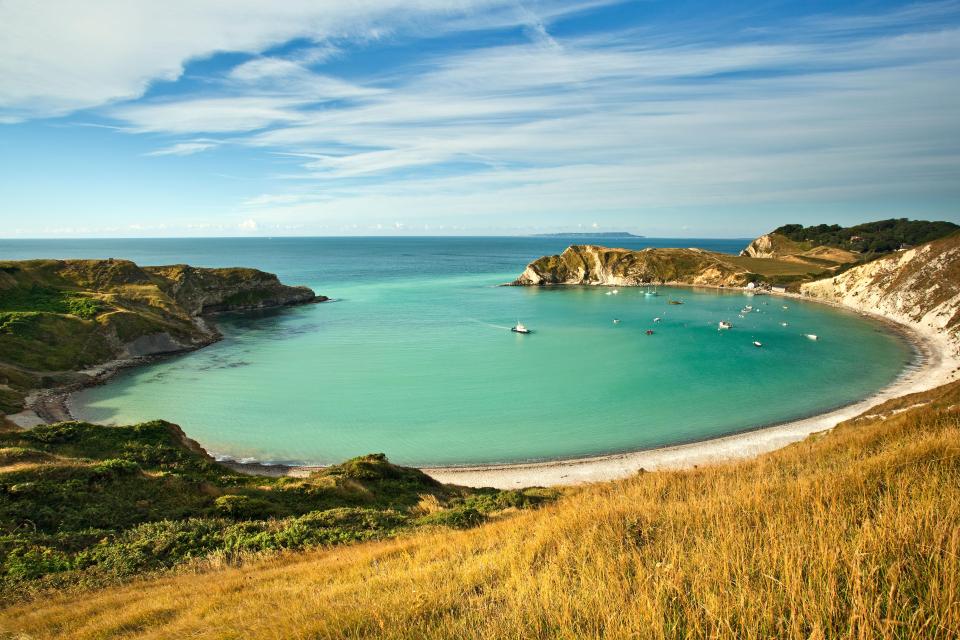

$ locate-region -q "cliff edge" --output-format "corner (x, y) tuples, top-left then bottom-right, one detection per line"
(801, 233), (960, 365)
(0, 259), (324, 417)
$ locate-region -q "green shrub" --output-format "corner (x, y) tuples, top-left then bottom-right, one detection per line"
(462, 488), (559, 513)
(2, 546), (72, 581)
(417, 506), (485, 529)
(27, 423), (79, 444)
(213, 495), (278, 519)
(333, 453), (403, 480)
(90, 459), (140, 479)
(0, 285), (100, 319)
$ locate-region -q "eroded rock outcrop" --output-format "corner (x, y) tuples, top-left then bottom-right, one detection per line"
(513, 245), (753, 287)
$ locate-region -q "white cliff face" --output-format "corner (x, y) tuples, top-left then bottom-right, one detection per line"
(801, 237), (960, 365)
(740, 234), (776, 258)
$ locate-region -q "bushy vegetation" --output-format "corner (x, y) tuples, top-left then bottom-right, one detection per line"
(0, 420), (557, 598)
(0, 284), (101, 319)
(773, 218), (958, 254)
(4, 381), (957, 639)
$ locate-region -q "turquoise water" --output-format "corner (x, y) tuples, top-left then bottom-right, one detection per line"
(1, 238), (913, 466)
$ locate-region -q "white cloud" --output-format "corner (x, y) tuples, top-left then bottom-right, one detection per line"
(145, 139), (220, 156)
(3, 2), (958, 234)
(0, 0), (611, 121)
(238, 218), (258, 231)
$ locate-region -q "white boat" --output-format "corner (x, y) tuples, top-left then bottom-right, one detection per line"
(718, 321), (732, 330)
(753, 341), (763, 348)
(613, 319), (621, 324)
(605, 291), (613, 296)
(611, 289), (619, 295)
(512, 322), (531, 334)
(653, 317), (662, 323)
(780, 322), (788, 327)
(805, 334), (819, 341)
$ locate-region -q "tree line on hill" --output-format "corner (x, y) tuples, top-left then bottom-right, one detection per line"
(773, 218), (958, 254)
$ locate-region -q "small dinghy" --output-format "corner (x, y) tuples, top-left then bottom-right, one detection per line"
(646, 329), (655, 335)
(613, 319), (621, 325)
(780, 322), (789, 327)
(511, 322), (531, 334)
(653, 317), (662, 323)
(753, 341), (763, 348)
(805, 334), (819, 341)
(669, 300), (683, 305)
(718, 321), (732, 330)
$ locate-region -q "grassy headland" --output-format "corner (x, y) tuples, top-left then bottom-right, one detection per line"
(2, 380), (957, 639)
(0, 259), (320, 416)
(0, 419), (557, 600)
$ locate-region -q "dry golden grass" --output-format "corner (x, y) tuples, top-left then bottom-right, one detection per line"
(724, 255), (828, 276)
(3, 382), (959, 640)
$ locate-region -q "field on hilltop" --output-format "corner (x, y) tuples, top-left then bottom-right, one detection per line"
(3, 380), (958, 639)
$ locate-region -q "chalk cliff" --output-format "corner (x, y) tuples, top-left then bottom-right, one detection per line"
(801, 233), (960, 363)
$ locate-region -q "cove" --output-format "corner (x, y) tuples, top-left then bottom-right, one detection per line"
(68, 245), (913, 466)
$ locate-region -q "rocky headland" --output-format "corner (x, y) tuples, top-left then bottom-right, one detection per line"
(513, 245), (757, 287)
(0, 259), (325, 423)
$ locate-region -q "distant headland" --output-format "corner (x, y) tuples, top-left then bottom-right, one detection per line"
(532, 231), (644, 238)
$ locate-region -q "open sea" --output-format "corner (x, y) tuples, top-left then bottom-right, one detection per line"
(0, 237), (913, 466)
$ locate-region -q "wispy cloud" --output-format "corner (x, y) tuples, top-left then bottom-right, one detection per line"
(0, 0), (615, 122)
(145, 139), (221, 156)
(2, 1), (959, 235)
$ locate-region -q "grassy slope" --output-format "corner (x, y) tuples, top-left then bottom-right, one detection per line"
(0, 421), (556, 600)
(3, 381), (957, 639)
(0, 259), (316, 414)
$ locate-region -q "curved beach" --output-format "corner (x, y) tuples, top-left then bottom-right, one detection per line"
(423, 308), (957, 488)
(215, 291), (958, 488)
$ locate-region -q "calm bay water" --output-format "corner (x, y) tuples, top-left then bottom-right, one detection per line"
(1, 237), (913, 466)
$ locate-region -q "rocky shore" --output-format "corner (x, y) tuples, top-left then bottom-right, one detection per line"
(0, 258), (325, 426)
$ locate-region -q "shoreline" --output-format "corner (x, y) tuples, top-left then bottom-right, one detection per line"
(12, 285), (958, 489)
(218, 287), (957, 488)
(8, 301), (329, 429)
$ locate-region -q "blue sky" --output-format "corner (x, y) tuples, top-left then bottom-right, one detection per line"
(1, 0), (959, 238)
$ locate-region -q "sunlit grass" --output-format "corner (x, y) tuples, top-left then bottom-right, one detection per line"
(3, 381), (958, 639)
